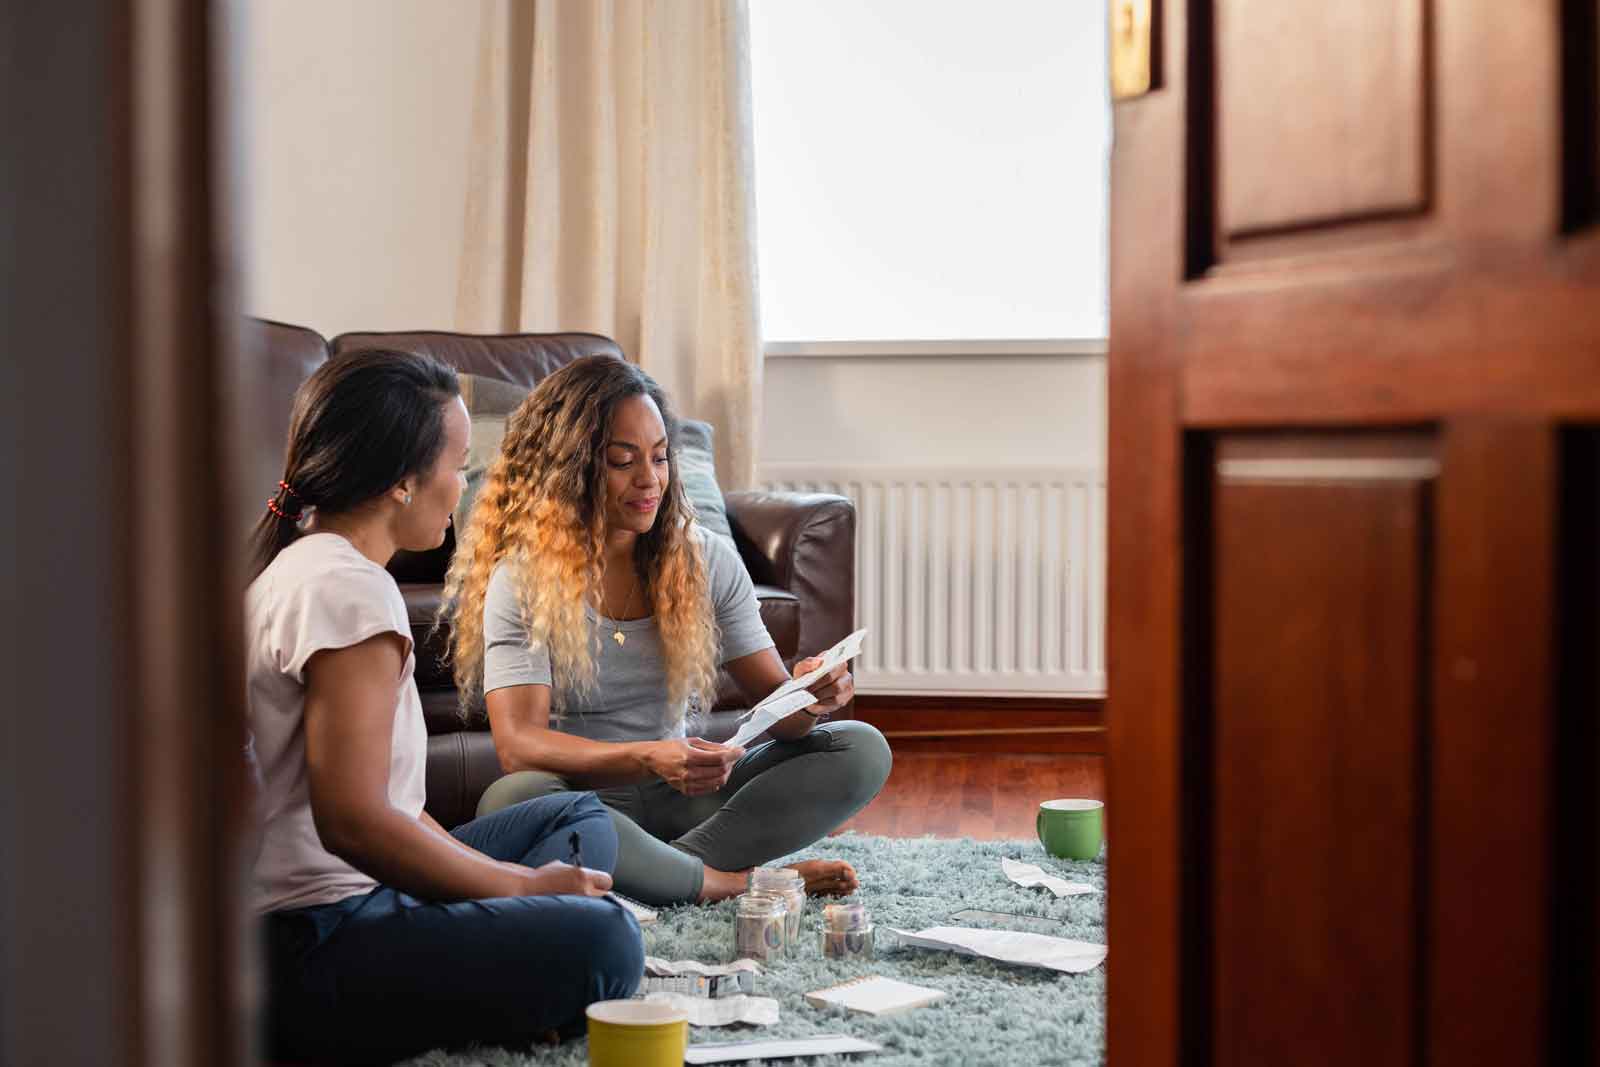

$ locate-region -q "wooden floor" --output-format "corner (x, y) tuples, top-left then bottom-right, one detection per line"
(834, 752), (1105, 839)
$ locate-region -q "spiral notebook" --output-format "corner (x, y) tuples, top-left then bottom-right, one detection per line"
(802, 975), (947, 1016)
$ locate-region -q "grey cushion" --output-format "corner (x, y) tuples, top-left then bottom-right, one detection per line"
(675, 418), (733, 542)
(456, 372), (531, 530)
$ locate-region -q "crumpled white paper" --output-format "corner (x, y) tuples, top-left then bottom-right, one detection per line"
(887, 925), (1107, 974)
(645, 992), (780, 1027)
(1001, 857), (1098, 898)
(644, 957), (763, 978)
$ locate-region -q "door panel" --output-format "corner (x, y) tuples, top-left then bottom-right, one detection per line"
(1217, 0), (1427, 238)
(1212, 436), (1432, 1066)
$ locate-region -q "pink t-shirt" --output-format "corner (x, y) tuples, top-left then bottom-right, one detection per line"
(245, 533), (427, 914)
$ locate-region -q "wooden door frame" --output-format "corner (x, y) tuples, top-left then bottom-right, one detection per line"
(3, 1), (254, 1064)
(1106, 0), (1193, 1058)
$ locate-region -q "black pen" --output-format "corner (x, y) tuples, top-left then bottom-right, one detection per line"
(568, 830), (583, 868)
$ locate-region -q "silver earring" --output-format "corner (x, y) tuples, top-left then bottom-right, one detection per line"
(404, 492), (412, 505)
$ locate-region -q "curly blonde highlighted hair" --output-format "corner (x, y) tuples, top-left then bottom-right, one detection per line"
(442, 356), (719, 725)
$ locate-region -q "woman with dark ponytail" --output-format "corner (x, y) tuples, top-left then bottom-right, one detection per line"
(247, 350), (641, 1064)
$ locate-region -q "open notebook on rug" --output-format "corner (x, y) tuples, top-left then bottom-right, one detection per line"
(803, 975), (947, 1016)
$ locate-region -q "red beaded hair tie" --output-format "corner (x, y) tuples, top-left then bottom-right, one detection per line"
(266, 480), (305, 522)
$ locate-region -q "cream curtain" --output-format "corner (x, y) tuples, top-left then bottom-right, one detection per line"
(456, 0), (763, 488)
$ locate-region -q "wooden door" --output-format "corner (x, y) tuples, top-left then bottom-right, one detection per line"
(1106, 2), (1599, 1064)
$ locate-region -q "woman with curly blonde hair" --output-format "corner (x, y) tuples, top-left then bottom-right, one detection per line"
(444, 355), (891, 905)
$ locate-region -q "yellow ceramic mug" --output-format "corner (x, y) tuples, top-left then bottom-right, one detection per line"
(586, 999), (688, 1067)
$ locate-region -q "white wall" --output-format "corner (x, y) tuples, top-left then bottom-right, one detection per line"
(244, 0), (487, 337)
(762, 354), (1105, 470)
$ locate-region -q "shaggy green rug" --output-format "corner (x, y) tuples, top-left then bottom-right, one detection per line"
(402, 834), (1106, 1067)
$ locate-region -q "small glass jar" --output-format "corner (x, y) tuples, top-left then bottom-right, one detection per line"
(748, 867), (806, 951)
(734, 893), (787, 962)
(820, 902), (874, 961)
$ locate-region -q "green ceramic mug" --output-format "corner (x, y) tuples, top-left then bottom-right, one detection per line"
(1036, 798), (1104, 860)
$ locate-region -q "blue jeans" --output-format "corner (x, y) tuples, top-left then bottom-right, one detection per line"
(262, 792), (643, 1064)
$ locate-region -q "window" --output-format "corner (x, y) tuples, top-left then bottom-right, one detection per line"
(750, 0), (1111, 343)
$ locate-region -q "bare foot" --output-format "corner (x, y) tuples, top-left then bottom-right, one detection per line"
(786, 859), (858, 896)
(698, 866), (753, 903)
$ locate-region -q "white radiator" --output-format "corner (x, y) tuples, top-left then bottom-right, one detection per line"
(759, 464), (1107, 696)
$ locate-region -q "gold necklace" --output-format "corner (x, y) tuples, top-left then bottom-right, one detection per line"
(602, 577), (640, 647)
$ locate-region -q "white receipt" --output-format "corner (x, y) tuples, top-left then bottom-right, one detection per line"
(684, 1034), (882, 1064)
(645, 993), (779, 1027)
(764, 628), (868, 704)
(726, 689), (820, 749)
(1001, 857), (1098, 898)
(726, 629), (869, 749)
(645, 957), (763, 978)
(888, 925), (1107, 974)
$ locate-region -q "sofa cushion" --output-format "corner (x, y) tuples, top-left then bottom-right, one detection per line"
(753, 584), (799, 661)
(399, 583), (453, 691)
(241, 318), (328, 530)
(244, 318), (329, 459)
(709, 584), (798, 711)
(457, 372), (532, 529)
(329, 330), (622, 390)
(675, 418), (735, 543)
(419, 685), (475, 736)
(424, 731), (504, 830)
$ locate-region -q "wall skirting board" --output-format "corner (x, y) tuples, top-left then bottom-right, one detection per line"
(848, 695), (1106, 754)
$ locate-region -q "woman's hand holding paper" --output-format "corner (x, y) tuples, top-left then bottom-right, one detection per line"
(645, 737), (745, 796)
(788, 656), (854, 720)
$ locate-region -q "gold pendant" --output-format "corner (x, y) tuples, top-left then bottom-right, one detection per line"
(612, 630), (626, 647)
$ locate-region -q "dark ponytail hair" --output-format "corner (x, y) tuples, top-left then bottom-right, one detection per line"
(249, 349), (460, 580)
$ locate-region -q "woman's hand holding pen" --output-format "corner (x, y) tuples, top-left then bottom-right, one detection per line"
(498, 830), (610, 897)
(509, 858), (613, 897)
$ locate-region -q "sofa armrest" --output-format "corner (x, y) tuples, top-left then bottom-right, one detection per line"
(723, 489), (856, 672)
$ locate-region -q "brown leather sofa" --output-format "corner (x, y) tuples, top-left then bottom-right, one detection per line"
(245, 318), (856, 828)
